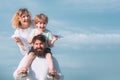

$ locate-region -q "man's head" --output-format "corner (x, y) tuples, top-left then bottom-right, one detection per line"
(32, 34), (46, 57)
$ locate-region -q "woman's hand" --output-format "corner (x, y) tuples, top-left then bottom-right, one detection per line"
(14, 37), (22, 43)
(14, 37), (25, 50)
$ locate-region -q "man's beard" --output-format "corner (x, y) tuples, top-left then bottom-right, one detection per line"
(34, 48), (44, 57)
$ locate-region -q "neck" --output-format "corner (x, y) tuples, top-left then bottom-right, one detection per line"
(21, 24), (30, 29)
(38, 30), (44, 34)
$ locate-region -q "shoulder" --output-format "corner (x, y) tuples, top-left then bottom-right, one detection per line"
(45, 29), (52, 33)
(29, 47), (35, 53)
(14, 28), (22, 33)
(29, 52), (35, 56)
(43, 29), (53, 37)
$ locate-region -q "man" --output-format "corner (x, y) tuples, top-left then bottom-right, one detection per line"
(17, 34), (63, 80)
(17, 34), (48, 79)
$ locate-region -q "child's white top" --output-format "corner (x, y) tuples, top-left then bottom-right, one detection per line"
(30, 28), (53, 48)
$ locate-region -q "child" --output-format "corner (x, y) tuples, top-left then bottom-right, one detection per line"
(18, 13), (60, 79)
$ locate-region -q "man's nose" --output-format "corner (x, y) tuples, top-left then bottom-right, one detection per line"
(37, 45), (40, 47)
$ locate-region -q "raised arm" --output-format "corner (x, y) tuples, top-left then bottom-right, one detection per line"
(48, 35), (59, 47)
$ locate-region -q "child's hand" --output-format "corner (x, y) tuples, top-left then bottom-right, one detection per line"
(53, 35), (59, 41)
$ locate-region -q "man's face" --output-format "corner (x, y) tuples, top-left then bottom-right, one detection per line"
(33, 39), (46, 54)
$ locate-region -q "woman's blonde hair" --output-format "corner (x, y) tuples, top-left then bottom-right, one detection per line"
(12, 8), (31, 29)
(34, 13), (48, 25)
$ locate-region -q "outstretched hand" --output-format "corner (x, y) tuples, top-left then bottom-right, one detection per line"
(53, 35), (59, 41)
(14, 37), (22, 43)
(14, 37), (25, 51)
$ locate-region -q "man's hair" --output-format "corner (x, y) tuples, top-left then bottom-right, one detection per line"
(32, 34), (46, 44)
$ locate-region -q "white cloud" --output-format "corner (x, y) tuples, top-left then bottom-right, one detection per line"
(59, 32), (120, 44)
(61, 0), (120, 12)
(55, 32), (120, 51)
(48, 20), (120, 48)
(63, 0), (120, 6)
(64, 0), (119, 4)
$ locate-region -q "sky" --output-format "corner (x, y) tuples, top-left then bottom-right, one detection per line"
(0, 0), (120, 80)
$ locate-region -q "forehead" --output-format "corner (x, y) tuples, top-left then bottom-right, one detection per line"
(36, 19), (45, 23)
(34, 39), (44, 44)
(21, 12), (29, 16)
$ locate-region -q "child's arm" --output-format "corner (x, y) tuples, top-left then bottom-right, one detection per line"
(48, 35), (59, 47)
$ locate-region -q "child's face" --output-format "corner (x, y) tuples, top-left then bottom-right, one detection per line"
(36, 22), (46, 32)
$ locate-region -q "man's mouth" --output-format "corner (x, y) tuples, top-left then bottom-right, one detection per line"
(36, 48), (43, 52)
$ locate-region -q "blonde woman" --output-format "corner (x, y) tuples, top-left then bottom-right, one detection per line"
(12, 8), (34, 55)
(12, 8), (35, 80)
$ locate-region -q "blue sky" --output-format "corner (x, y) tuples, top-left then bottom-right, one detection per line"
(0, 0), (120, 80)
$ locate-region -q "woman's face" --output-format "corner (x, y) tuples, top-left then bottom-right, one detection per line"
(19, 13), (31, 27)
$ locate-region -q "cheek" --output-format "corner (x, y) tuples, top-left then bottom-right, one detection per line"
(36, 24), (39, 27)
(41, 44), (46, 48)
(33, 45), (37, 49)
(43, 25), (46, 28)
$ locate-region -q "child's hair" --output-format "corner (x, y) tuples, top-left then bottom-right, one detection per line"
(34, 13), (48, 25)
(12, 8), (32, 29)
